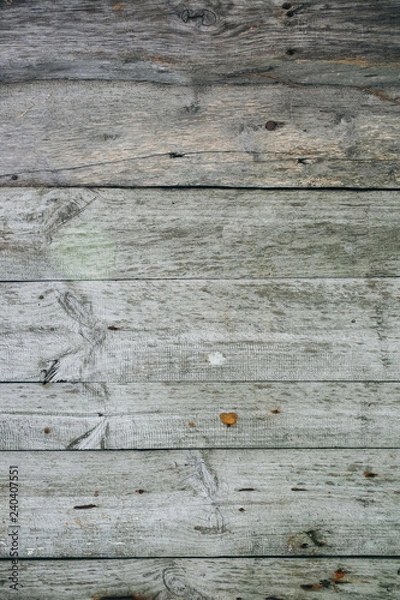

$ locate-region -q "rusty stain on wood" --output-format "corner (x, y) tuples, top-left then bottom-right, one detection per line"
(219, 413), (238, 427)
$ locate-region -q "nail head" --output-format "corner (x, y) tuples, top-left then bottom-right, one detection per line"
(266, 120), (277, 130)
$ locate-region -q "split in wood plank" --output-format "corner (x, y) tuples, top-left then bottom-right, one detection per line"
(1, 382), (400, 450)
(1, 82), (400, 187)
(2, 188), (400, 280)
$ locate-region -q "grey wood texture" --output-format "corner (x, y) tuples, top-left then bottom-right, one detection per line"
(1, 0), (399, 595)
(1, 82), (400, 188)
(2, 188), (400, 280)
(1, 557), (400, 600)
(1, 278), (400, 382)
(1, 0), (399, 87)
(1, 382), (400, 450)
(0, 450), (399, 557)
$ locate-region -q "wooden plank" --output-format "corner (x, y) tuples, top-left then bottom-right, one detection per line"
(0, 0), (399, 87)
(1, 82), (399, 188)
(1, 382), (400, 450)
(1, 279), (400, 383)
(0, 557), (399, 600)
(0, 449), (399, 557)
(2, 188), (400, 280)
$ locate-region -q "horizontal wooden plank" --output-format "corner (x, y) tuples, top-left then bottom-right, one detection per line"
(2, 188), (400, 280)
(1, 0), (399, 87)
(1, 279), (400, 382)
(0, 449), (399, 557)
(1, 82), (399, 187)
(1, 382), (400, 450)
(0, 558), (399, 600)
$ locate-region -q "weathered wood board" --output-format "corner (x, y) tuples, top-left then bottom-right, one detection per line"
(1, 82), (399, 187)
(1, 382), (400, 450)
(1, 278), (399, 382)
(1, 0), (399, 87)
(1, 0), (400, 595)
(1, 557), (399, 600)
(0, 450), (399, 557)
(2, 188), (400, 280)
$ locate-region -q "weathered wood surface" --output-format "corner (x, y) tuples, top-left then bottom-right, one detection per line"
(1, 279), (400, 382)
(0, 449), (399, 557)
(1, 382), (400, 450)
(1, 82), (399, 188)
(2, 188), (400, 280)
(1, 0), (399, 87)
(1, 557), (399, 600)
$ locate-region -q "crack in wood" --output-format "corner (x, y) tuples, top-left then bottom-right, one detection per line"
(355, 86), (400, 107)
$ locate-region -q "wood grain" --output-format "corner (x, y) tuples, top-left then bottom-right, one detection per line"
(1, 382), (400, 450)
(0, 557), (399, 599)
(0, 449), (399, 558)
(0, 0), (399, 87)
(1, 82), (399, 188)
(2, 188), (400, 280)
(1, 279), (400, 382)
(1, 0), (399, 582)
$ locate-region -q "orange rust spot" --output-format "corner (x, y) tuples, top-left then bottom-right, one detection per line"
(39, 294), (44, 300)
(219, 412), (238, 427)
(271, 408), (281, 414)
(112, 2), (125, 11)
(364, 470), (378, 478)
(44, 427), (51, 434)
(334, 568), (346, 580)
(189, 422), (195, 427)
